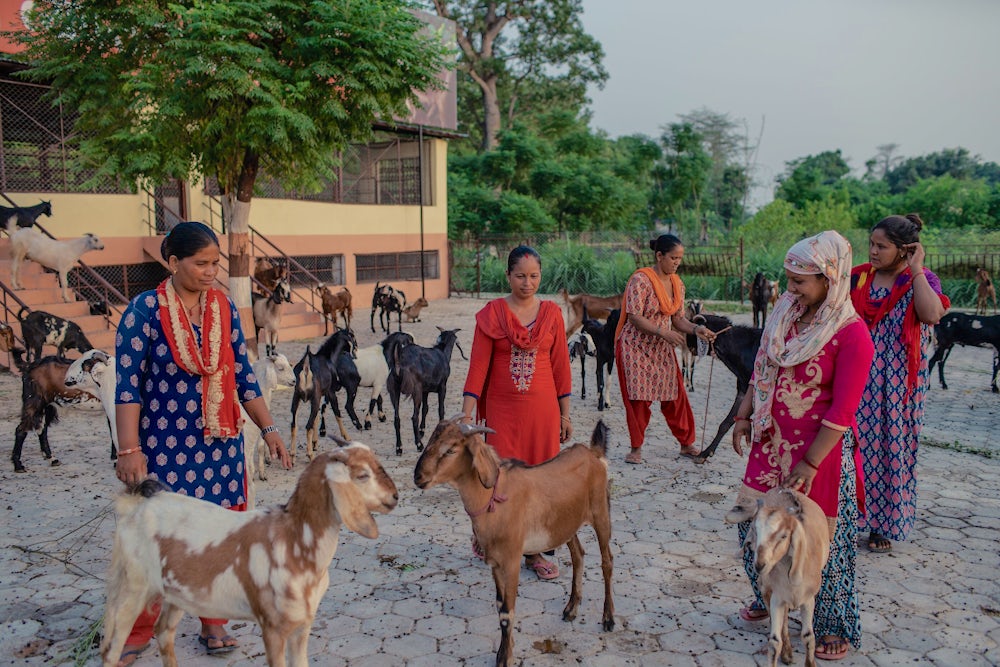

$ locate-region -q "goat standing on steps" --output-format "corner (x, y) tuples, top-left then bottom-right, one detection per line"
(101, 444), (398, 667)
(414, 418), (615, 667)
(8, 220), (105, 302)
(252, 278), (292, 356)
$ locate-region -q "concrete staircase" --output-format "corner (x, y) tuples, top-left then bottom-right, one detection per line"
(0, 237), (118, 365)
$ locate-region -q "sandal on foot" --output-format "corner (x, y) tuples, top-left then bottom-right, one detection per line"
(117, 642), (150, 667)
(815, 636), (849, 661)
(198, 634), (238, 655)
(625, 448), (643, 464)
(738, 600), (769, 621)
(527, 557), (559, 580)
(679, 445), (701, 458)
(867, 532), (892, 553)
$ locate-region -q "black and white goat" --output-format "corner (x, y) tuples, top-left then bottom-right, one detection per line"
(567, 331), (595, 400)
(63, 349), (119, 462)
(388, 327), (465, 454)
(580, 307), (620, 411)
(0, 200), (52, 229)
(18, 307), (94, 362)
(929, 312), (1000, 392)
(371, 281), (406, 333)
(252, 278), (292, 356)
(680, 300), (703, 390)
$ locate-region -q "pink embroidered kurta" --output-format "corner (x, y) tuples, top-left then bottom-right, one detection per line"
(463, 299), (572, 465)
(618, 271), (683, 402)
(743, 319), (874, 517)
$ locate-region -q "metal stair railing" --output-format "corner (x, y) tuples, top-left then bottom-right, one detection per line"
(0, 276), (30, 370)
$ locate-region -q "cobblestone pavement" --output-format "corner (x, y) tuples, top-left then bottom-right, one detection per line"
(1, 297), (997, 666)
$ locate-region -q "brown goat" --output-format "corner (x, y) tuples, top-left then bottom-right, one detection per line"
(0, 321), (15, 352)
(316, 284), (352, 334)
(414, 418), (614, 667)
(727, 488), (831, 667)
(253, 256), (289, 294)
(976, 268), (997, 315)
(402, 296), (429, 322)
(560, 288), (622, 336)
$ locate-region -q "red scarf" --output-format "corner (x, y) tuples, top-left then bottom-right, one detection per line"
(156, 279), (242, 439)
(476, 298), (560, 349)
(614, 267), (684, 342)
(850, 264), (949, 399)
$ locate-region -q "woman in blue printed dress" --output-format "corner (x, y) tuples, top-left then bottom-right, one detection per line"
(850, 214), (949, 554)
(113, 221), (291, 666)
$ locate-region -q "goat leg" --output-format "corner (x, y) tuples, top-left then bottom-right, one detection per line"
(802, 599), (818, 667)
(12, 429), (28, 472)
(491, 562), (519, 667)
(563, 535), (584, 622)
(153, 604), (185, 667)
(694, 389), (746, 464)
(261, 626), (290, 667)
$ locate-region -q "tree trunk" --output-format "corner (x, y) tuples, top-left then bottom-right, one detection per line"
(224, 149), (259, 347)
(481, 73), (501, 151)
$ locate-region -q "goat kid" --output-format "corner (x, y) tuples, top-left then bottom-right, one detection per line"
(8, 220), (104, 302)
(580, 307), (620, 411)
(252, 278), (292, 356)
(316, 284), (352, 334)
(63, 349), (119, 462)
(11, 350), (97, 472)
(100, 444), (398, 667)
(726, 489), (831, 667)
(976, 268), (997, 315)
(750, 272), (773, 329)
(560, 288), (622, 336)
(929, 312), (1000, 392)
(402, 296), (429, 323)
(567, 331), (595, 400)
(18, 307), (94, 362)
(680, 300), (703, 391)
(242, 353), (296, 501)
(414, 418), (615, 667)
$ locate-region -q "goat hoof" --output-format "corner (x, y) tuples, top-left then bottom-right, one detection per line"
(603, 618), (615, 631)
(50, 459), (61, 467)
(416, 443), (424, 452)
(14, 465), (26, 473)
(378, 415), (386, 423)
(395, 447), (403, 455)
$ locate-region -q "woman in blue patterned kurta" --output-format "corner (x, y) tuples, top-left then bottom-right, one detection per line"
(850, 214), (949, 555)
(113, 222), (291, 666)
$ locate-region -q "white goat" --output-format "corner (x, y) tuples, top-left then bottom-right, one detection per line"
(354, 343), (389, 430)
(243, 353), (295, 509)
(100, 443), (398, 667)
(727, 488), (831, 667)
(414, 418), (615, 667)
(63, 349), (119, 461)
(8, 221), (104, 302)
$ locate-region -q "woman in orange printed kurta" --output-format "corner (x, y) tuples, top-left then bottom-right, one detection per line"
(615, 234), (715, 464)
(462, 246), (572, 580)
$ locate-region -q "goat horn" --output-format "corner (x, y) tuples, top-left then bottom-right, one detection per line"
(328, 434), (351, 447)
(458, 422), (496, 437)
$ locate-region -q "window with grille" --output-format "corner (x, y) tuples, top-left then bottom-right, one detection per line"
(356, 251), (439, 283)
(72, 262), (170, 303)
(288, 255), (345, 286)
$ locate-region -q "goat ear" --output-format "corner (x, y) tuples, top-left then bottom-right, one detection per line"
(724, 500), (760, 524)
(328, 463), (379, 539)
(788, 521), (807, 582)
(469, 439), (500, 489)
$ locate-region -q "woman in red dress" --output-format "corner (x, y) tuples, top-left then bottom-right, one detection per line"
(462, 245), (572, 580)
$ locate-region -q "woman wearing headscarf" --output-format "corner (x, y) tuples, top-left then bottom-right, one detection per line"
(614, 233), (716, 465)
(728, 231), (875, 661)
(851, 214), (949, 554)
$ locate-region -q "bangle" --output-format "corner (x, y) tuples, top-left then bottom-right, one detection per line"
(734, 416), (750, 423)
(802, 457), (820, 472)
(261, 424), (279, 437)
(117, 447), (142, 457)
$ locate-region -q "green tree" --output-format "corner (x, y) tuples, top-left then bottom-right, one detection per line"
(11, 0), (446, 311)
(775, 150), (851, 208)
(657, 122), (711, 241)
(885, 148), (981, 194)
(427, 0), (606, 151)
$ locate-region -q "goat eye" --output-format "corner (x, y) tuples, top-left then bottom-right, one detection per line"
(355, 473), (371, 481)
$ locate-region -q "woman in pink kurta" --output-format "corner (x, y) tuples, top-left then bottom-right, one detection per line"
(729, 231), (874, 661)
(462, 246), (572, 580)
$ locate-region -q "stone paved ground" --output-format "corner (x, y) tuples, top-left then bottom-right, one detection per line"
(1, 295), (998, 666)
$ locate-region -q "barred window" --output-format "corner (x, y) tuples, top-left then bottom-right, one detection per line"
(356, 251), (439, 283)
(287, 254), (345, 286)
(72, 262), (170, 303)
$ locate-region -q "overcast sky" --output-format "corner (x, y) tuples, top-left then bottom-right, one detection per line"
(579, 0), (1000, 207)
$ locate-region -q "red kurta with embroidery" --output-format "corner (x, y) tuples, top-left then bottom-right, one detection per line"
(618, 270), (683, 402)
(463, 299), (572, 465)
(743, 319), (874, 517)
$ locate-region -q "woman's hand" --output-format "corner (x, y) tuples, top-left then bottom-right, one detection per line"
(732, 419), (751, 456)
(782, 460), (818, 495)
(695, 325), (716, 343)
(560, 417), (573, 443)
(903, 242), (926, 272)
(662, 329), (685, 347)
(115, 451), (147, 488)
(265, 434), (292, 469)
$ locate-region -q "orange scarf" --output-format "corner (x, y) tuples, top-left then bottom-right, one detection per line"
(156, 279), (242, 439)
(614, 267), (684, 341)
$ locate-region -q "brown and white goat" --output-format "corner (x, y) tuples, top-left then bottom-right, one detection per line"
(253, 256), (289, 294)
(316, 284), (352, 334)
(8, 220), (105, 302)
(414, 418), (615, 667)
(976, 268), (997, 315)
(252, 279), (292, 356)
(100, 444), (398, 667)
(560, 288), (622, 336)
(726, 488), (831, 667)
(402, 296), (429, 323)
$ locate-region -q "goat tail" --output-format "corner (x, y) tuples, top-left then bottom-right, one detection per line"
(589, 419), (610, 458)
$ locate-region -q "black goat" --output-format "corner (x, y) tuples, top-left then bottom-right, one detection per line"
(928, 312), (1000, 393)
(315, 328), (364, 433)
(0, 200), (52, 229)
(686, 314), (763, 463)
(371, 282), (406, 333)
(388, 327), (465, 454)
(567, 331), (595, 400)
(580, 307), (620, 411)
(11, 350), (93, 472)
(681, 300), (703, 390)
(751, 272), (773, 329)
(18, 307), (94, 362)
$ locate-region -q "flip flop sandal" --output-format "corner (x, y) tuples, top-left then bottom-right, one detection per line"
(625, 449), (643, 464)
(198, 634), (238, 655)
(738, 600), (769, 621)
(679, 446), (701, 458)
(867, 534), (892, 553)
(117, 642), (150, 667)
(815, 637), (849, 661)
(527, 558), (559, 580)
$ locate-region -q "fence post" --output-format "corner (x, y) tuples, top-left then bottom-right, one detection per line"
(739, 238), (745, 305)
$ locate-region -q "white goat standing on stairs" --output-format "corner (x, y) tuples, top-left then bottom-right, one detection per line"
(7, 220), (104, 302)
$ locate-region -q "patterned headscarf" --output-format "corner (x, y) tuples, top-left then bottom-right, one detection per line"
(749, 230), (860, 439)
